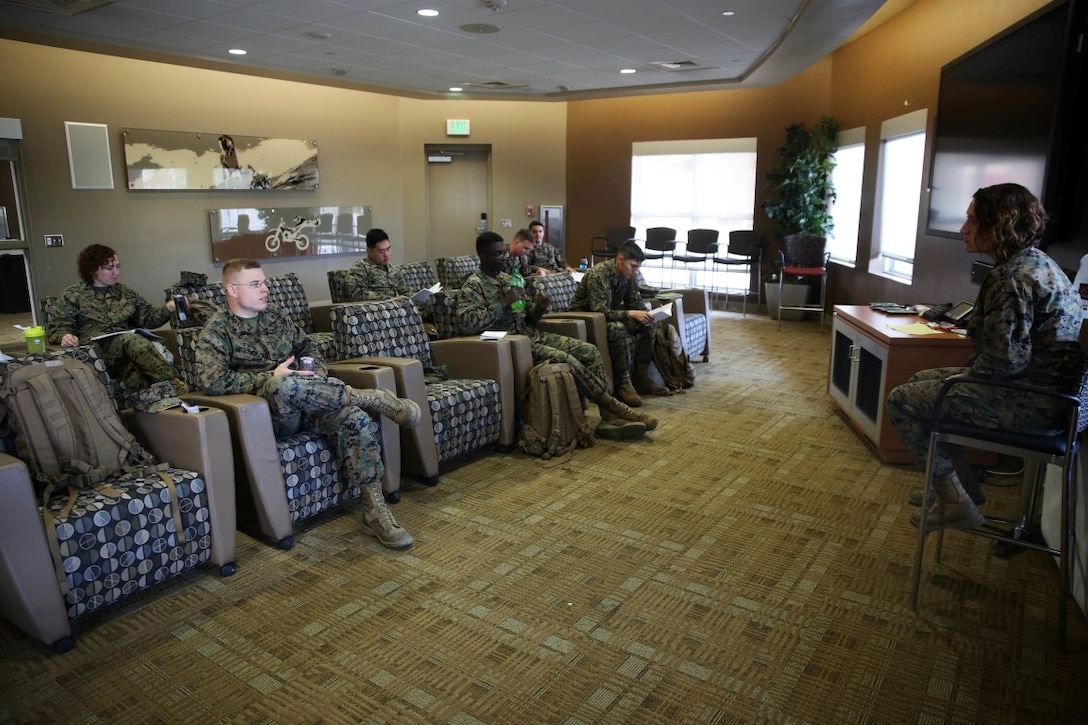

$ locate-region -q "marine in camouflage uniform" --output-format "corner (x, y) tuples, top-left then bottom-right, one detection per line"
(345, 257), (410, 301)
(569, 246), (665, 405)
(458, 233), (657, 440)
(49, 281), (181, 396)
(886, 184), (1084, 531)
(529, 242), (569, 273)
(196, 259), (417, 549)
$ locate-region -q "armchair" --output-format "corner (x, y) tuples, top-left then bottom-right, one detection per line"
(590, 226), (635, 264)
(643, 227), (678, 266)
(435, 255), (480, 290)
(332, 298), (515, 487)
(713, 230), (763, 316)
(0, 357), (236, 652)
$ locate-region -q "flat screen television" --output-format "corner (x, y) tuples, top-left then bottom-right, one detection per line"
(926, 0), (1084, 242)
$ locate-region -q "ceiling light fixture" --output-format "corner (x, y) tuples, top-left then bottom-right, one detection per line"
(620, 68), (636, 74)
(228, 48), (247, 55)
(449, 86), (463, 92)
(417, 9), (439, 17)
(308, 31), (332, 40)
(484, 0), (507, 11)
(722, 11), (735, 16)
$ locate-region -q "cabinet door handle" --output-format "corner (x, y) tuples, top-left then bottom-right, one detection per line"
(850, 343), (860, 362)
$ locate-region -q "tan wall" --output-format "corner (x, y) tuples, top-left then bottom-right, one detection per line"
(0, 40), (565, 306)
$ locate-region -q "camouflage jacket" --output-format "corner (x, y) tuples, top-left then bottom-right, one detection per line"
(345, 257), (409, 301)
(455, 269), (544, 338)
(196, 307), (325, 395)
(48, 281), (171, 344)
(966, 246), (1083, 389)
(569, 259), (641, 323)
(530, 242), (568, 273)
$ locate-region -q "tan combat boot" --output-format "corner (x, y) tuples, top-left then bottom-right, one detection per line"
(597, 393), (658, 431)
(615, 371), (643, 407)
(909, 471), (985, 531)
(349, 387), (422, 428)
(596, 405), (648, 440)
(361, 482), (414, 549)
(633, 362), (670, 397)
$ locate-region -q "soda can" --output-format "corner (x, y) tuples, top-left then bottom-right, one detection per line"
(299, 356), (315, 372)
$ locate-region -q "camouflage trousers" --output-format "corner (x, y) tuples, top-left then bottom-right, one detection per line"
(258, 374), (384, 488)
(101, 333), (182, 395)
(604, 318), (655, 375)
(531, 329), (610, 401)
(886, 366), (1068, 476)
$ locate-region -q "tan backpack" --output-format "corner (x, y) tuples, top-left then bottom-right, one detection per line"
(518, 362), (595, 460)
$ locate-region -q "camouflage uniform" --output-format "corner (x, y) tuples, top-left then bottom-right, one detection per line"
(456, 268), (611, 400)
(48, 281), (180, 394)
(569, 260), (655, 378)
(530, 242), (569, 273)
(345, 257), (410, 301)
(887, 247), (1084, 476)
(195, 307), (383, 487)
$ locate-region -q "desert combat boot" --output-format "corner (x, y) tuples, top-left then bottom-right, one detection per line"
(361, 482), (414, 549)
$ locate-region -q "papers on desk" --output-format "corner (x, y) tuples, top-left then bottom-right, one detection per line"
(570, 271), (585, 283)
(480, 330), (507, 341)
(650, 302), (673, 322)
(411, 282), (442, 304)
(890, 322), (944, 335)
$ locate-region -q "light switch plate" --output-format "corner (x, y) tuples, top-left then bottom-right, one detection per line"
(45, 234), (64, 247)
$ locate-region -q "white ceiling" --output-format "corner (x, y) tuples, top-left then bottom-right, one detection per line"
(0, 0), (908, 100)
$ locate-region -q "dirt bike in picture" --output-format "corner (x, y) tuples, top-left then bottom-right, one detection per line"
(265, 216), (318, 252)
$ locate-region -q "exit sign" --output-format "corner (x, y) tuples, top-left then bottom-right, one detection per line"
(446, 119), (470, 136)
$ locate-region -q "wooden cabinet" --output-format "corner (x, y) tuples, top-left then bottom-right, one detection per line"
(828, 305), (975, 463)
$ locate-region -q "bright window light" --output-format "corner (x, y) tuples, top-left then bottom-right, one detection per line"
(828, 127), (866, 266)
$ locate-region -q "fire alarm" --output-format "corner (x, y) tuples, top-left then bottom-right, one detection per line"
(525, 205), (534, 216)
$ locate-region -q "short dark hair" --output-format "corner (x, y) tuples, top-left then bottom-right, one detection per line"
(529, 220), (544, 230)
(221, 258), (262, 282)
(77, 244), (116, 284)
(476, 231), (505, 254)
(365, 228), (390, 248)
(972, 183), (1047, 260)
(617, 241), (645, 262)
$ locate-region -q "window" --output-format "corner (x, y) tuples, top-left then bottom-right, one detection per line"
(828, 127), (866, 266)
(871, 109), (928, 282)
(630, 138), (757, 289)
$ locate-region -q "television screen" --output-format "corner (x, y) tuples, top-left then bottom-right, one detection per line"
(926, 2), (1072, 238)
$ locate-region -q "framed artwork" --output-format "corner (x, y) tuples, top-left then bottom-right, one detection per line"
(65, 122), (114, 190)
(124, 128), (318, 191)
(540, 204), (564, 251)
(209, 205), (371, 261)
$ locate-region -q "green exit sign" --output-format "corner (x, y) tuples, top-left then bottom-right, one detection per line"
(446, 119), (470, 136)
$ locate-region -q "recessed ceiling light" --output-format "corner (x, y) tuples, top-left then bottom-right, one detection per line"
(418, 9), (439, 17)
(449, 86), (463, 92)
(620, 68), (636, 74)
(460, 23), (501, 34)
(308, 31), (332, 40)
(722, 11), (735, 16)
(228, 48), (247, 55)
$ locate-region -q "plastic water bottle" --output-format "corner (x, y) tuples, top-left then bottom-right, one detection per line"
(578, 257), (588, 270)
(509, 267), (526, 311)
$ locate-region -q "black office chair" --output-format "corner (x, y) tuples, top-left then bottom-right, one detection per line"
(590, 226), (636, 264)
(910, 367), (1088, 649)
(672, 229), (719, 277)
(713, 230), (762, 316)
(643, 227), (678, 268)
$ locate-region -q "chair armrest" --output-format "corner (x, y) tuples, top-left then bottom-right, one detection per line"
(183, 393), (293, 545)
(127, 406), (237, 568)
(0, 453), (71, 647)
(326, 364), (402, 496)
(538, 316), (587, 341)
(309, 302), (336, 334)
(431, 337), (518, 447)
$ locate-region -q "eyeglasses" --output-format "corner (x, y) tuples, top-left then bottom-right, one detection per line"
(232, 280), (268, 289)
(481, 249), (510, 258)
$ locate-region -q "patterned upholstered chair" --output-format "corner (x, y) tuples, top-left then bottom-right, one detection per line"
(332, 298), (517, 487)
(635, 272), (712, 363)
(326, 268), (354, 303)
(170, 327), (403, 537)
(400, 260), (438, 293)
(0, 351), (236, 653)
(525, 272), (615, 393)
(435, 255), (480, 290)
(165, 272), (339, 362)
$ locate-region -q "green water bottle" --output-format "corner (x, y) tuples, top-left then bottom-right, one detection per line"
(509, 267), (526, 312)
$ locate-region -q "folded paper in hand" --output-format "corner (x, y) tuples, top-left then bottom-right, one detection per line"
(90, 328), (163, 342)
(570, 271), (585, 283)
(480, 330), (507, 341)
(411, 282), (442, 304)
(650, 302), (672, 322)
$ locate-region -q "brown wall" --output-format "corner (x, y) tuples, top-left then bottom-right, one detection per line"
(0, 40), (565, 306)
(565, 0), (1082, 307)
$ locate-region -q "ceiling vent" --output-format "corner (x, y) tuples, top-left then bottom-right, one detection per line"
(649, 60), (713, 72)
(463, 80), (528, 90)
(3, 0), (114, 14)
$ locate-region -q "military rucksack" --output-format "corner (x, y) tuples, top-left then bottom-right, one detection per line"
(652, 323), (695, 392)
(518, 362), (595, 460)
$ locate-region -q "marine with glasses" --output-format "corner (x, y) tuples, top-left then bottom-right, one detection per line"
(886, 183), (1084, 530)
(195, 258), (423, 550)
(49, 243), (186, 399)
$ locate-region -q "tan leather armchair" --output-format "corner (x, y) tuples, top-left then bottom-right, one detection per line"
(0, 406), (237, 653)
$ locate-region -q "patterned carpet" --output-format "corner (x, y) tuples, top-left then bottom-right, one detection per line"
(2, 310), (1087, 723)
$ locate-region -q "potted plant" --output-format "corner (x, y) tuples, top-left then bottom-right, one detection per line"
(762, 116), (839, 319)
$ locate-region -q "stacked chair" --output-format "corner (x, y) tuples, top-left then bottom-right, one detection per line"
(332, 298), (517, 492)
(0, 347), (237, 652)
